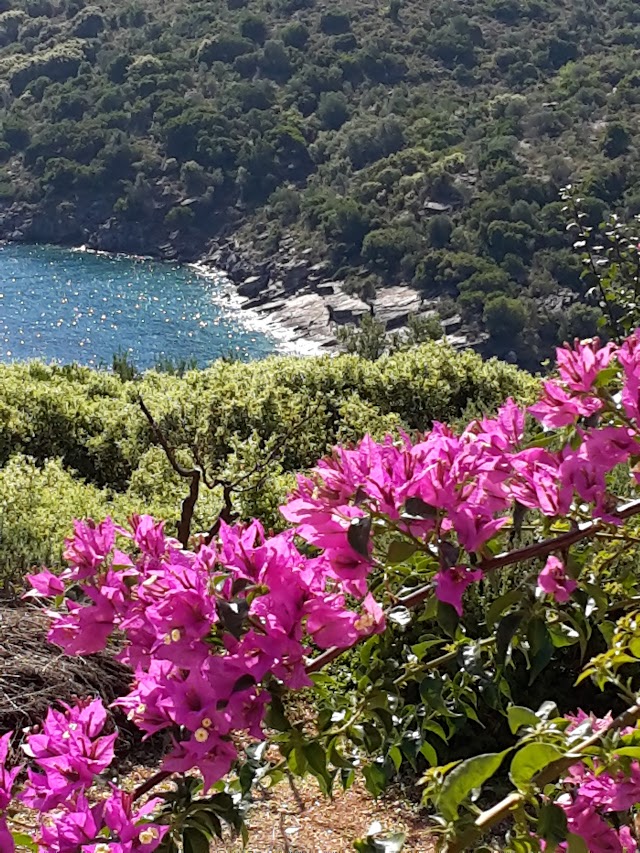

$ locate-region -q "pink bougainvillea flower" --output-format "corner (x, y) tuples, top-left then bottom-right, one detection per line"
(537, 556), (577, 604)
(579, 426), (640, 471)
(162, 732), (237, 793)
(62, 517), (118, 580)
(617, 329), (640, 423)
(24, 567), (65, 599)
(36, 794), (102, 851)
(47, 594), (116, 656)
(101, 789), (169, 852)
(22, 698), (116, 811)
(0, 731), (18, 853)
(434, 565), (483, 616)
(511, 448), (571, 518)
(0, 732), (19, 810)
(556, 337), (616, 393)
(529, 381), (603, 429)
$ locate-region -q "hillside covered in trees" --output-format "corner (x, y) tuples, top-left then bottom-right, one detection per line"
(1, 0), (640, 364)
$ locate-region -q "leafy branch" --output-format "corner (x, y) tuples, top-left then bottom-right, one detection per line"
(446, 700), (640, 852)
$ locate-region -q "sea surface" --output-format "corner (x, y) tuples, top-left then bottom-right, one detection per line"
(0, 243), (278, 369)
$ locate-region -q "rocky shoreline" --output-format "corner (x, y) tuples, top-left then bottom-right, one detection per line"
(0, 200), (468, 351)
(197, 235), (469, 350)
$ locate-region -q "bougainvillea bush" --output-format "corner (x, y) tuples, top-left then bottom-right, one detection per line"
(8, 331), (640, 851)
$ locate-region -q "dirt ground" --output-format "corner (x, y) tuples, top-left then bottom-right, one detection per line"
(212, 774), (435, 852)
(9, 767), (435, 852)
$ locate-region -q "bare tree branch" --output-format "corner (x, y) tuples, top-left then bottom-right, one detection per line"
(138, 395), (201, 547)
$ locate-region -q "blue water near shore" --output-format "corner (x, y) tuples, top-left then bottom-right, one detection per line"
(0, 243), (278, 368)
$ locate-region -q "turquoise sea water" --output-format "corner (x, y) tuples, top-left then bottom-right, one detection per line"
(0, 244), (278, 368)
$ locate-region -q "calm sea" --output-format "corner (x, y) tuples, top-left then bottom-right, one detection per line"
(0, 244), (278, 368)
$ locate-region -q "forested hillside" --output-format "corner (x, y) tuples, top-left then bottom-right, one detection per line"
(1, 0), (640, 363)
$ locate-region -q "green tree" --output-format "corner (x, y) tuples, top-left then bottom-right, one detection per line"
(281, 21), (309, 49)
(240, 13), (268, 44)
(427, 214), (453, 249)
(317, 91), (349, 130)
(483, 294), (527, 343)
(362, 227), (422, 271)
(320, 11), (351, 35)
(603, 122), (631, 158)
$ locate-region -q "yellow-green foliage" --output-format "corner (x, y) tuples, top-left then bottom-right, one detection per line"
(0, 344), (537, 588)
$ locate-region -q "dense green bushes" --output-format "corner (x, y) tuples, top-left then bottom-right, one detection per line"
(0, 345), (535, 586)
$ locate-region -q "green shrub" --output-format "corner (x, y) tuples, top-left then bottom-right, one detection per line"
(0, 346), (536, 580)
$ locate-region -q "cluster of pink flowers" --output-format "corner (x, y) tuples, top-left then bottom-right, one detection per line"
(544, 711), (640, 853)
(0, 698), (167, 852)
(7, 332), (640, 849)
(26, 514), (384, 804)
(285, 336), (640, 614)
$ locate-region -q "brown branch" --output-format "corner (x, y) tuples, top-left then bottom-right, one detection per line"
(138, 396), (201, 548)
(138, 396), (195, 479)
(446, 700), (640, 852)
(132, 768), (171, 802)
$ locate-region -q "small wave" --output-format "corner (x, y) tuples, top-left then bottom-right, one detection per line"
(188, 262), (330, 358)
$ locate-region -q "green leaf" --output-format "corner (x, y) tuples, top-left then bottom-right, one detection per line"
(363, 762), (387, 797)
(304, 741), (328, 776)
(527, 618), (554, 684)
(389, 745), (402, 772)
(329, 740), (355, 769)
(403, 497), (437, 519)
(437, 751), (509, 821)
(612, 746), (640, 759)
(548, 622), (580, 649)
(11, 834), (38, 852)
(348, 515), (372, 557)
(411, 638), (444, 659)
(538, 802), (568, 846)
(422, 719), (448, 742)
(387, 540), (417, 564)
(184, 828), (213, 853)
(265, 695), (290, 732)
(420, 741), (438, 766)
(566, 832), (589, 853)
(487, 589), (523, 627)
(419, 674), (448, 714)
(341, 768), (355, 791)
(496, 611), (524, 664)
(437, 601), (459, 638)
(510, 743), (563, 789)
(507, 705), (540, 734)
(288, 746), (308, 776)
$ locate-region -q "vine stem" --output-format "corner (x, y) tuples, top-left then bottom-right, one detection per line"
(132, 498), (640, 803)
(131, 768), (171, 802)
(446, 700), (640, 852)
